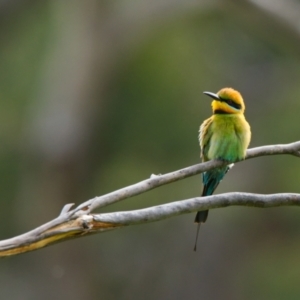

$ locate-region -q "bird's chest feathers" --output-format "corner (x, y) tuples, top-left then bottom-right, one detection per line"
(204, 115), (248, 162)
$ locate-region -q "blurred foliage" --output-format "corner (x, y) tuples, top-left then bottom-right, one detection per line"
(0, 0), (300, 299)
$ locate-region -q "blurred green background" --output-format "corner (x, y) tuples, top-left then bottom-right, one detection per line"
(1, 0), (300, 299)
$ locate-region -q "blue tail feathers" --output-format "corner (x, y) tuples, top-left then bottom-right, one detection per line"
(194, 166), (229, 224)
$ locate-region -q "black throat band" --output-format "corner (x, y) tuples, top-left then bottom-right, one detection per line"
(214, 109), (229, 114)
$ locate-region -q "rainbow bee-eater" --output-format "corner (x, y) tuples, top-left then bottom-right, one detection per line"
(194, 87), (251, 251)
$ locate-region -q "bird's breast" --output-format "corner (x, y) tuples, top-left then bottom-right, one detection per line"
(202, 114), (251, 162)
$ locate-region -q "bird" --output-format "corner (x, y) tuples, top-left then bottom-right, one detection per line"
(193, 87), (251, 251)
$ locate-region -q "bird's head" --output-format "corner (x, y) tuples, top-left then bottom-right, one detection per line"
(203, 87), (245, 114)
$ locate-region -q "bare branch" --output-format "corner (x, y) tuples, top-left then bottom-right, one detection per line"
(246, 141), (300, 158)
(1, 192), (300, 257)
(75, 141), (300, 213)
(0, 141), (300, 257)
(93, 192), (300, 225)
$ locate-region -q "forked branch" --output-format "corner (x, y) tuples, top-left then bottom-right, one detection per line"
(0, 141), (300, 257)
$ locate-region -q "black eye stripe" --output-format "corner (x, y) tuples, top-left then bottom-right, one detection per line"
(219, 97), (241, 109)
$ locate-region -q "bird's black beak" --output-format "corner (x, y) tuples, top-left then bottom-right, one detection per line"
(203, 91), (220, 101)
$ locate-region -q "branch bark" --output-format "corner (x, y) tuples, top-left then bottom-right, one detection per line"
(1, 141), (300, 257)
